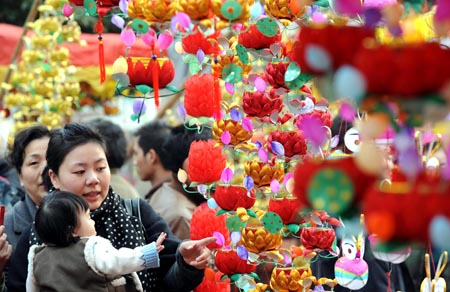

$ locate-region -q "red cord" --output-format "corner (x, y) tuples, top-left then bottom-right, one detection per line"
(386, 271), (391, 292)
(152, 58), (159, 109)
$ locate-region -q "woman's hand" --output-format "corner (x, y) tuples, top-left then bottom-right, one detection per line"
(0, 225), (12, 273)
(179, 237), (216, 270)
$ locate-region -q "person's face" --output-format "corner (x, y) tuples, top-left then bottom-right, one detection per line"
(19, 137), (49, 205)
(132, 141), (154, 181)
(49, 143), (111, 210)
(73, 209), (96, 237)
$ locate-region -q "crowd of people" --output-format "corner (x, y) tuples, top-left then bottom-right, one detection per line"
(0, 117), (446, 291)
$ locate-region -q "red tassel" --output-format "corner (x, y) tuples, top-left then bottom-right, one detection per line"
(95, 8), (109, 84)
(213, 70), (221, 120)
(152, 58), (160, 109)
(98, 36), (106, 83)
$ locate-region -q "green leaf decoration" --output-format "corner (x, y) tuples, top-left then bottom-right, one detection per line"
(220, 274), (229, 281)
(247, 209), (257, 218)
(217, 209), (228, 216)
(188, 118), (199, 126)
(189, 61), (201, 75)
(249, 272), (260, 280)
(256, 17), (279, 37)
(285, 73), (312, 90)
(284, 62), (301, 82)
(136, 84), (152, 94)
(222, 63), (243, 84)
(221, 0), (243, 21)
(314, 0), (330, 7)
(236, 44), (249, 65)
(183, 54), (197, 64)
(130, 114), (138, 122)
(307, 168), (354, 216)
(131, 19), (149, 34)
(286, 224), (300, 234)
(261, 212), (283, 234)
(198, 116), (212, 124)
(84, 0), (97, 16)
(49, 106), (58, 113)
(230, 273), (243, 282)
(226, 215), (246, 232)
(166, 85), (180, 93)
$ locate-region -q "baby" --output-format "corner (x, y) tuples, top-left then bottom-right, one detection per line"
(26, 191), (166, 292)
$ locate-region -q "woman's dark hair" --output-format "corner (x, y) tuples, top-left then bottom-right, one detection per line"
(43, 123), (106, 191)
(160, 124), (211, 174)
(34, 190), (89, 247)
(134, 120), (173, 159)
(8, 125), (50, 174)
(87, 118), (127, 169)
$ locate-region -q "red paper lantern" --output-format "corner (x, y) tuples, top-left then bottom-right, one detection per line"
(188, 140), (226, 184)
(290, 25), (374, 75)
(194, 269), (230, 292)
(268, 130), (307, 158)
(214, 185), (256, 211)
(215, 250), (257, 275)
(293, 157), (377, 208)
(184, 74), (217, 117)
(268, 196), (301, 225)
(242, 88), (283, 118)
(353, 42), (450, 96)
(190, 203), (230, 249)
(363, 172), (450, 243)
(300, 227), (336, 251)
(126, 57), (175, 87)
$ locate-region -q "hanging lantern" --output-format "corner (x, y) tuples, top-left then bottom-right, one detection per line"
(300, 227), (336, 251)
(268, 131), (307, 158)
(215, 249), (257, 276)
(244, 161), (284, 188)
(187, 140), (227, 184)
(268, 196), (301, 225)
(214, 185), (256, 211)
(270, 266), (315, 292)
(213, 119), (253, 147)
(240, 225), (283, 253)
(242, 89), (283, 118)
(125, 57), (175, 108)
(184, 74), (218, 117)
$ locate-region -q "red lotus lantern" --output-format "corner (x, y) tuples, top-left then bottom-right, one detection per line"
(190, 204), (230, 249)
(300, 227), (336, 251)
(215, 250), (257, 275)
(238, 24), (281, 49)
(182, 30), (220, 55)
(126, 57), (175, 87)
(264, 62), (290, 89)
(242, 88), (283, 118)
(268, 131), (307, 158)
(268, 196), (301, 225)
(188, 140), (226, 184)
(125, 57), (175, 108)
(184, 74), (219, 117)
(214, 185), (256, 211)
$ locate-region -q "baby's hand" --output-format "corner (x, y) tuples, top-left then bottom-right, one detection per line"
(156, 232), (166, 253)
